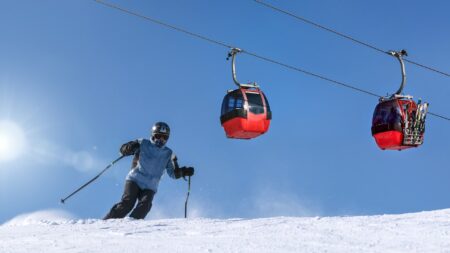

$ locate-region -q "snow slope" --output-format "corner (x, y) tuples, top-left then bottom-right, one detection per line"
(1, 209), (449, 253)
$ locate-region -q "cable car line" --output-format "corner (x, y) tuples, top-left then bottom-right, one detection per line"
(94, 0), (233, 49)
(242, 50), (382, 98)
(93, 0), (450, 123)
(428, 112), (450, 121)
(254, 0), (450, 78)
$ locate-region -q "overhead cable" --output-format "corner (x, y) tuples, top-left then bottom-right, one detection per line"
(93, 0), (450, 122)
(254, 0), (450, 78)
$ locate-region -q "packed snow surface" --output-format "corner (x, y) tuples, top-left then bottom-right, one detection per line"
(1, 209), (450, 253)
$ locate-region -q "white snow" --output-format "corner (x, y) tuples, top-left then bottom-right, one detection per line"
(2, 209), (75, 227)
(1, 209), (450, 253)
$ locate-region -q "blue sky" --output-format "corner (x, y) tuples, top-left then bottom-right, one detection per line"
(0, 0), (449, 223)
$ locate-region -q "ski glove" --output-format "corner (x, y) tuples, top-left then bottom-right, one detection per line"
(120, 141), (140, 156)
(181, 166), (195, 177)
(174, 166), (195, 179)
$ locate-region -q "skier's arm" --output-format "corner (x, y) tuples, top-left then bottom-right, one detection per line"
(166, 154), (183, 179)
(167, 154), (194, 179)
(120, 140), (140, 156)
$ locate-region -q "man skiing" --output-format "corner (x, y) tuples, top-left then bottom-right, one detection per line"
(104, 122), (194, 220)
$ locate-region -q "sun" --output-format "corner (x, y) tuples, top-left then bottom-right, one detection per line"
(0, 120), (26, 162)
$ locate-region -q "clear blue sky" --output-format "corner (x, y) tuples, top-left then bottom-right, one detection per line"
(1, 0), (449, 223)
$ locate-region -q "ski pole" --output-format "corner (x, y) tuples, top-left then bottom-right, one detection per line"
(184, 176), (191, 218)
(60, 155), (125, 204)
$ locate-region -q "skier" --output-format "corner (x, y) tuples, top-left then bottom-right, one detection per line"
(104, 122), (194, 220)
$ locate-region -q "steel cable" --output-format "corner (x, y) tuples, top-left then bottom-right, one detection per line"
(254, 0), (450, 78)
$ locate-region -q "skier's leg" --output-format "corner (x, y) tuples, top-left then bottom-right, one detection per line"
(103, 180), (140, 219)
(129, 189), (155, 219)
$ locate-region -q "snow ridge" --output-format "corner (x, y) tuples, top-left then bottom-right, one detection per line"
(1, 209), (450, 253)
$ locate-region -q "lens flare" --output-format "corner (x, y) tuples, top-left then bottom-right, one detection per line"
(0, 120), (26, 162)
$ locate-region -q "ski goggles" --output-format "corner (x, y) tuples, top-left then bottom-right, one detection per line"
(154, 133), (169, 141)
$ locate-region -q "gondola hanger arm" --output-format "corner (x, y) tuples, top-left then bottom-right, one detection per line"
(388, 49), (408, 97)
(227, 48), (259, 88)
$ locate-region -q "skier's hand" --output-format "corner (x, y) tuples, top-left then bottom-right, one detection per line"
(181, 166), (194, 177)
(120, 141), (140, 156)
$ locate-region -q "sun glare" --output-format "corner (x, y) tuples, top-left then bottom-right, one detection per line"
(0, 120), (26, 162)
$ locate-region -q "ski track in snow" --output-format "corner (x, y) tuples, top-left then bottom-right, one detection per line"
(1, 209), (450, 253)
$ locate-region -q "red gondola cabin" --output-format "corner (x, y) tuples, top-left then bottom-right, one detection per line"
(371, 97), (427, 150)
(371, 50), (428, 151)
(220, 87), (271, 139)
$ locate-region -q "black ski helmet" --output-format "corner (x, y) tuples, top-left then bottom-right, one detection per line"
(151, 121), (170, 140)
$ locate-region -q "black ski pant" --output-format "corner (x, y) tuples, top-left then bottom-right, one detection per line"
(103, 180), (155, 220)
